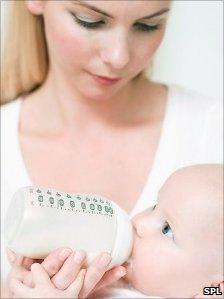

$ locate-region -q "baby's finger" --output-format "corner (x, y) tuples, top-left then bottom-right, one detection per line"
(31, 263), (51, 286)
(51, 250), (86, 290)
(41, 247), (73, 277)
(79, 252), (111, 298)
(9, 278), (31, 298)
(66, 269), (86, 297)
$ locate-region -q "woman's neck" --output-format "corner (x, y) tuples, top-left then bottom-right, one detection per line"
(31, 70), (149, 135)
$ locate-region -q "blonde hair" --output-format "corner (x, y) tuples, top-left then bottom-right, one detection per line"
(1, 0), (48, 105)
(1, 1), (155, 106)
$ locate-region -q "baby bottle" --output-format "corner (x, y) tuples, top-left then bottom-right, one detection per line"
(4, 186), (133, 268)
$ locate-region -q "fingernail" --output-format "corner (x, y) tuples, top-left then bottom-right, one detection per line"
(73, 250), (86, 263)
(58, 248), (72, 261)
(99, 253), (111, 268)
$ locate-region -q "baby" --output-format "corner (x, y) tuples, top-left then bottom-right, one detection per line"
(8, 164), (223, 298)
(123, 163), (223, 298)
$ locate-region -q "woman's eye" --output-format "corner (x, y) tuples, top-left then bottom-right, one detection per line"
(72, 14), (105, 29)
(162, 222), (173, 238)
(134, 23), (160, 33)
(72, 14), (160, 32)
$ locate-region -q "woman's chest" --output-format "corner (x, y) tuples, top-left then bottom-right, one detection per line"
(19, 128), (160, 213)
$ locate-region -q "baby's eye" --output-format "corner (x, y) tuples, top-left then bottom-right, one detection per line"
(162, 222), (173, 238)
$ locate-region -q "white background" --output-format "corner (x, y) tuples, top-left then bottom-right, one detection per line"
(1, 0), (223, 101)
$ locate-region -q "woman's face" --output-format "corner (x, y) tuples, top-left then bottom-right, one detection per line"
(27, 0), (171, 100)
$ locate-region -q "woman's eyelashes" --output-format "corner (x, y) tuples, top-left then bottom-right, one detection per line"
(134, 23), (160, 32)
(73, 14), (105, 29)
(162, 221), (174, 239)
(72, 14), (161, 33)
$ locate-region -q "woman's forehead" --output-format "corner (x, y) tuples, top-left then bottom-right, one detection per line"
(68, 0), (171, 20)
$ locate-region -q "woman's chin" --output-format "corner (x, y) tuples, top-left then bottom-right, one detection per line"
(79, 86), (121, 101)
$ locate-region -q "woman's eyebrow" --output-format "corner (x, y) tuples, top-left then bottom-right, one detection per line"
(73, 0), (113, 18)
(140, 8), (170, 20)
(72, 1), (170, 20)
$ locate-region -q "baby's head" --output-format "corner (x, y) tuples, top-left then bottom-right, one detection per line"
(126, 164), (223, 298)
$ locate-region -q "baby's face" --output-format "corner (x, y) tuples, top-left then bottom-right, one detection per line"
(126, 165), (223, 298)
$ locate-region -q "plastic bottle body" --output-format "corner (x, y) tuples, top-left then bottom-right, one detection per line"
(4, 186), (133, 267)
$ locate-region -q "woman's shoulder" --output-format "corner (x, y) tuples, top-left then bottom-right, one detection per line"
(164, 83), (222, 129)
(1, 97), (22, 115)
(168, 83), (220, 111)
(1, 97), (22, 131)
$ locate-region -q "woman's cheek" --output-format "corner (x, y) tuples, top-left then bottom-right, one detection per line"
(45, 15), (92, 69)
(131, 31), (166, 73)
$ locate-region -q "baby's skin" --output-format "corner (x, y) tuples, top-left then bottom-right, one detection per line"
(126, 164), (223, 298)
(6, 164), (223, 298)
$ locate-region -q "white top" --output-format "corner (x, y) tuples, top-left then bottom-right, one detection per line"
(1, 84), (223, 296)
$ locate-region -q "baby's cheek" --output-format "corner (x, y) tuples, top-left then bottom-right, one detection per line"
(130, 241), (157, 291)
(130, 239), (174, 294)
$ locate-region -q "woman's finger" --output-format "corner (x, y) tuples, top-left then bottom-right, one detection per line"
(30, 263), (52, 287)
(7, 265), (28, 283)
(51, 250), (86, 290)
(91, 266), (126, 292)
(7, 249), (24, 267)
(6, 248), (35, 270)
(6, 248), (16, 265)
(9, 278), (31, 299)
(41, 247), (73, 277)
(66, 269), (86, 297)
(79, 252), (111, 298)
(21, 247), (73, 288)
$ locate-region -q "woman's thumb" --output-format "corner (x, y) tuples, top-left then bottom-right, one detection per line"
(6, 248), (24, 266)
(6, 248), (16, 264)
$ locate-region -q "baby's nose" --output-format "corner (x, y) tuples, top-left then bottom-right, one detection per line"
(132, 209), (151, 237)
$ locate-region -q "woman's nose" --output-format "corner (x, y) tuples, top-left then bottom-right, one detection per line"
(100, 29), (131, 70)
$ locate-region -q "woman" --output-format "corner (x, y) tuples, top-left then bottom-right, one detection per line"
(1, 0), (222, 298)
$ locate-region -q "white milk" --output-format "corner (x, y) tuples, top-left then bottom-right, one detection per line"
(4, 186), (133, 268)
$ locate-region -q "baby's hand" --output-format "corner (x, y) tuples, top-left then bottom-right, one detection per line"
(9, 263), (86, 298)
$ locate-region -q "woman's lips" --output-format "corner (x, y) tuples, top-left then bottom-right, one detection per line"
(88, 72), (121, 86)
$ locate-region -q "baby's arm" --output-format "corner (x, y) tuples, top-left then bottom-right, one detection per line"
(10, 263), (86, 299)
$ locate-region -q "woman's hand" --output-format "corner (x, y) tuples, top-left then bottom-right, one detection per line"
(6, 248), (126, 298)
(5, 247), (73, 297)
(9, 263), (86, 299)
